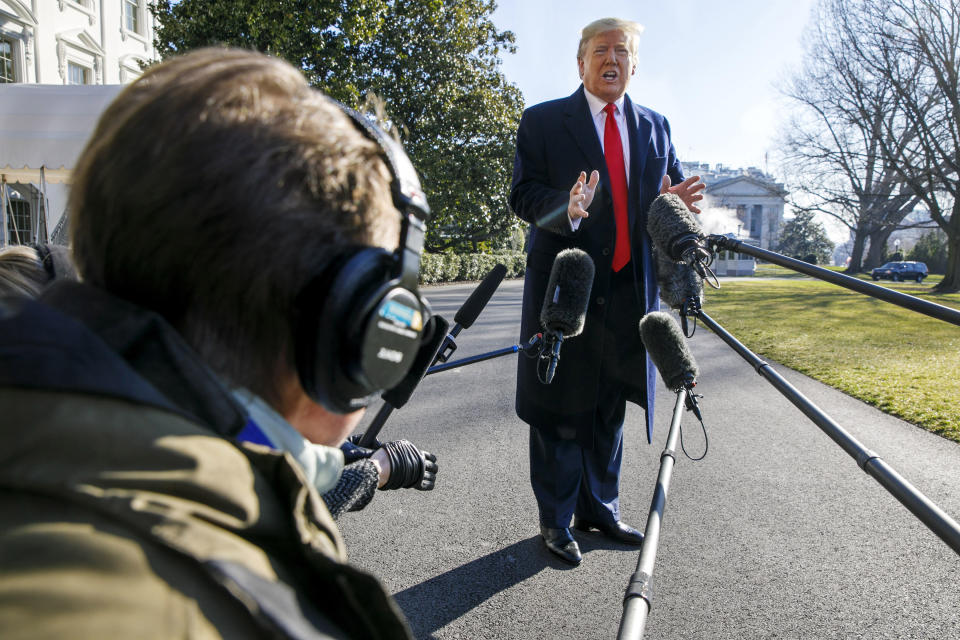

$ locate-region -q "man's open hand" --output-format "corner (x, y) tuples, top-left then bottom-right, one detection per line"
(568, 170), (600, 221)
(660, 175), (705, 214)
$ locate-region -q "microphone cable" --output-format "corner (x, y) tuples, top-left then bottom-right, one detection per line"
(679, 387), (709, 461)
(518, 331), (564, 386)
(687, 245), (721, 290)
(679, 297), (701, 338)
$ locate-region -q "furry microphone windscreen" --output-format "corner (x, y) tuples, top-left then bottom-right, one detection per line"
(646, 193), (704, 261)
(639, 311), (699, 390)
(653, 247), (704, 310)
(540, 248), (595, 338)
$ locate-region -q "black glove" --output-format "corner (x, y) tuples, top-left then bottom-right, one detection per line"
(348, 432), (383, 448)
(377, 439), (439, 491)
(341, 437), (375, 464)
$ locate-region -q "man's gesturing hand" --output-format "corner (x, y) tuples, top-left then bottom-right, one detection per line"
(660, 175), (705, 214)
(568, 170), (600, 221)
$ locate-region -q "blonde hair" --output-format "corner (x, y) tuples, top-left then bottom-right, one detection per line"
(0, 246), (47, 298)
(578, 18), (644, 66)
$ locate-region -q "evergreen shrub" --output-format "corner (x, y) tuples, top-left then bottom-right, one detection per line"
(419, 252), (526, 284)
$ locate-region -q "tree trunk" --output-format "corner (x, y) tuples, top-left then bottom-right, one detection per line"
(936, 242), (960, 292)
(845, 228), (868, 273)
(865, 228), (893, 269)
(933, 207), (960, 293)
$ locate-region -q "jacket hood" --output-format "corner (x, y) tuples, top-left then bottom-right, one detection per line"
(0, 281), (247, 437)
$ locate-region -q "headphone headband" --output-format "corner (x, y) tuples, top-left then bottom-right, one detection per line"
(333, 102), (430, 222)
(295, 99), (432, 413)
(331, 100), (428, 291)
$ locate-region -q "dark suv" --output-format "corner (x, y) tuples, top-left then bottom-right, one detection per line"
(871, 261), (928, 282)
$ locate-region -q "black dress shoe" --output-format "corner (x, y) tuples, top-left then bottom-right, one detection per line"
(573, 517), (644, 545)
(540, 525), (582, 565)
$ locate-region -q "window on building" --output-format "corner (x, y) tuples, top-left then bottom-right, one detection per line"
(0, 39), (14, 83)
(6, 199), (32, 244)
(124, 0), (141, 34)
(750, 204), (762, 238)
(68, 62), (91, 85)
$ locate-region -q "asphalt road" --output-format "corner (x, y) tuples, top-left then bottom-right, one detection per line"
(341, 278), (960, 640)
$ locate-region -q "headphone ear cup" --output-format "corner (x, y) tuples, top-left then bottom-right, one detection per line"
(296, 248), (427, 413)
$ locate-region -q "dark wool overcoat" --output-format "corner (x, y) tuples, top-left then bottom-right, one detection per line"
(511, 85), (684, 446)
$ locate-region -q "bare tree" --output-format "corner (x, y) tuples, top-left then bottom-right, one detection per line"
(780, 0), (921, 273)
(841, 0), (960, 292)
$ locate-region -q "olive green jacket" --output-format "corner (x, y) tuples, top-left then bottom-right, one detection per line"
(0, 288), (412, 639)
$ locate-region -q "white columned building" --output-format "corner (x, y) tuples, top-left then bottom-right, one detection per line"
(682, 162), (789, 276)
(1, 0), (157, 246)
(1, 0), (156, 84)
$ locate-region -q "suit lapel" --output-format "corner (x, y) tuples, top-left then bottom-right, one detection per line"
(624, 93), (652, 233)
(563, 86), (605, 179)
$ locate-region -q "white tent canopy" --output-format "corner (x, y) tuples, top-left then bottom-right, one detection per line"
(0, 84), (124, 184)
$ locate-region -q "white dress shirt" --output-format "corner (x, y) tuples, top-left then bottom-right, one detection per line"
(583, 88), (631, 179)
(569, 89), (632, 230)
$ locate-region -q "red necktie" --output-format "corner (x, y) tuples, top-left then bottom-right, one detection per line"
(603, 103), (630, 272)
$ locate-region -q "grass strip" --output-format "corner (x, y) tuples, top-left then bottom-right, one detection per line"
(701, 275), (960, 443)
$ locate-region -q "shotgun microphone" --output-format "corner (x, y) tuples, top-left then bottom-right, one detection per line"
(646, 193), (710, 267)
(435, 263), (507, 363)
(539, 249), (595, 384)
(647, 194), (711, 327)
(639, 311), (699, 392)
(455, 263), (507, 329)
(654, 251), (704, 312)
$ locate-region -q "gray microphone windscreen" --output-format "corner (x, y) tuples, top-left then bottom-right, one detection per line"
(639, 311), (699, 390)
(655, 251), (704, 310)
(647, 193), (704, 261)
(540, 249), (595, 337)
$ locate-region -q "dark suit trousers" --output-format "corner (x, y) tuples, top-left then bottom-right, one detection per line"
(529, 264), (643, 528)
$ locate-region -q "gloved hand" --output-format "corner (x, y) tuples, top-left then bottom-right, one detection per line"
(347, 433), (383, 449)
(342, 432), (386, 464)
(377, 439), (438, 491)
(340, 438), (375, 464)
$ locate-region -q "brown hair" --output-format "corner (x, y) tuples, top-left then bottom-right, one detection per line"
(69, 48), (399, 405)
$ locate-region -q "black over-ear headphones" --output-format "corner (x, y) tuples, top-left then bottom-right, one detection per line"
(294, 99), (432, 414)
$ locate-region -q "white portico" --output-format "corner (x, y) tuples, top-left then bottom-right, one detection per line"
(706, 174), (787, 251)
(1, 0), (157, 246)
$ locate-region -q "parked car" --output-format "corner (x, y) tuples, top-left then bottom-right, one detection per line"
(871, 261), (928, 282)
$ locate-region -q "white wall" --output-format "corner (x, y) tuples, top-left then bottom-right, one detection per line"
(1, 0), (157, 244)
(708, 180), (785, 251)
(1, 0), (156, 84)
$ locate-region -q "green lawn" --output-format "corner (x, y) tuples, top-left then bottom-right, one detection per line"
(702, 274), (960, 442)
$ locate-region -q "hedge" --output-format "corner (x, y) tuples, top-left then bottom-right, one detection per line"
(419, 252), (526, 284)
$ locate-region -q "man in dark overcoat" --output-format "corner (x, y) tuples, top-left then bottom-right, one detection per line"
(511, 17), (704, 565)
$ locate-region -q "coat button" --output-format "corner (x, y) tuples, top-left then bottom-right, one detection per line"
(602, 247), (610, 256)
(596, 296), (606, 305)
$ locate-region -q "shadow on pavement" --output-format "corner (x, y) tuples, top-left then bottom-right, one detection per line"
(394, 535), (559, 638)
(394, 532), (642, 638)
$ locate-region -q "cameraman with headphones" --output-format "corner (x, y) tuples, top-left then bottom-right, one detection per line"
(0, 48), (437, 639)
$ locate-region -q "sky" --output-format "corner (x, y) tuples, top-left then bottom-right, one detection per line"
(491, 0), (818, 179)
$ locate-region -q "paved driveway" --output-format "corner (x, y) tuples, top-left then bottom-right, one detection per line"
(341, 279), (960, 639)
